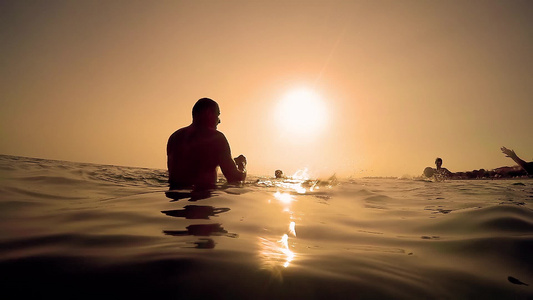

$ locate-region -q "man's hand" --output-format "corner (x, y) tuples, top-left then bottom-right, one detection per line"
(234, 155), (247, 171)
(501, 146), (516, 158)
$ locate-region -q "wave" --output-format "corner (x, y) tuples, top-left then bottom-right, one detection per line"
(1, 154), (168, 188)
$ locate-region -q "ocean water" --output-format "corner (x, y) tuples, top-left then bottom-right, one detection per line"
(0, 154), (532, 299)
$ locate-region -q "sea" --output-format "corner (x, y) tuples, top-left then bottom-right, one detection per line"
(1, 154), (531, 299)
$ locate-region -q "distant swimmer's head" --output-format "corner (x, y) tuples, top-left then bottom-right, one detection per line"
(435, 157), (443, 169)
(275, 170), (284, 179)
(192, 98), (221, 129)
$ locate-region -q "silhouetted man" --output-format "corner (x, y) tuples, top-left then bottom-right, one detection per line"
(167, 98), (247, 189)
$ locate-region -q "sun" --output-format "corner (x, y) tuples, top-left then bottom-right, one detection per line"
(275, 87), (328, 136)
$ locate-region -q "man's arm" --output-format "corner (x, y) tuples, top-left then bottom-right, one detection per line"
(502, 147), (532, 174)
(218, 134), (247, 184)
(501, 147), (528, 168)
(167, 133), (176, 181)
(442, 168), (453, 176)
(440, 168), (453, 176)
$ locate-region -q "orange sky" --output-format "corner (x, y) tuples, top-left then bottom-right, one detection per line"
(1, 0), (532, 178)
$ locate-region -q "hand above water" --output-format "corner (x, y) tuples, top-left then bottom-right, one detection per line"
(501, 146), (516, 158)
(234, 155), (247, 171)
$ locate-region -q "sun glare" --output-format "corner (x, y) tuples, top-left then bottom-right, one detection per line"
(276, 88), (327, 136)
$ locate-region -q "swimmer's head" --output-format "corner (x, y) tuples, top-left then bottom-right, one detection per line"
(192, 98), (220, 129)
(275, 170), (283, 178)
(435, 157), (443, 169)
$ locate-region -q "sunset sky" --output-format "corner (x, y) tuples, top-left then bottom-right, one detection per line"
(1, 0), (532, 178)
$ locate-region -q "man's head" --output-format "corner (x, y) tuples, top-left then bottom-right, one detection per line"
(435, 157), (443, 169)
(192, 98), (220, 129)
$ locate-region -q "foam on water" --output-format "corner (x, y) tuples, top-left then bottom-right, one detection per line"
(0, 154), (531, 299)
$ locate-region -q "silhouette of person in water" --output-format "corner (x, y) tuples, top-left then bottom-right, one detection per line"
(167, 98), (247, 189)
(435, 157), (453, 177)
(501, 146), (533, 175)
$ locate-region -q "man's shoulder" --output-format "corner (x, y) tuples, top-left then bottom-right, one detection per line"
(170, 125), (189, 134)
(206, 130), (228, 146)
(214, 129), (226, 138)
(168, 126), (188, 141)
(169, 126), (226, 142)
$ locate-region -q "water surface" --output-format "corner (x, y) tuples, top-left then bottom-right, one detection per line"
(1, 155), (531, 299)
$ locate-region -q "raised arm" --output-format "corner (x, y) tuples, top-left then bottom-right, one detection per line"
(501, 146), (528, 169)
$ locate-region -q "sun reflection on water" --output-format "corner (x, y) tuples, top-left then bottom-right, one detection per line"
(274, 191), (294, 204)
(279, 234), (295, 268)
(289, 221), (296, 237)
(259, 190), (300, 272)
(257, 169), (338, 275)
(259, 232), (296, 270)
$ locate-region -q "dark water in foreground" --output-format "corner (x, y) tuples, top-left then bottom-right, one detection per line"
(0, 155), (532, 299)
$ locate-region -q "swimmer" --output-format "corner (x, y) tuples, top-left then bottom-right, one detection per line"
(434, 157), (453, 177)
